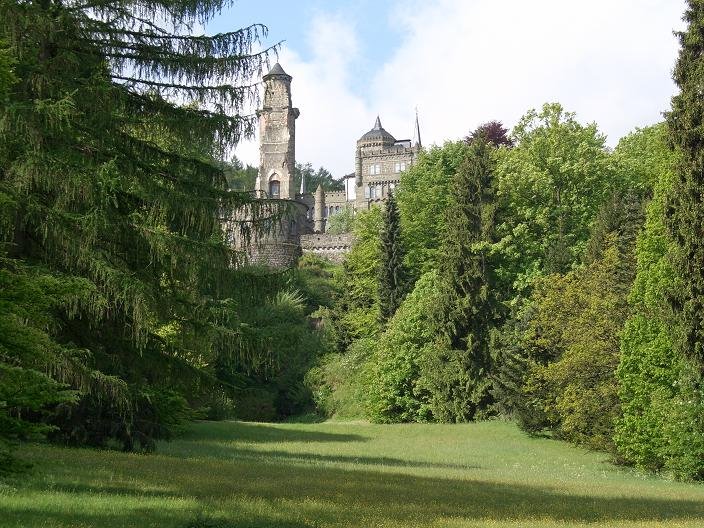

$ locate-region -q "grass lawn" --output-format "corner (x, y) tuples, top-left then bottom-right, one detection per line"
(1, 420), (703, 527)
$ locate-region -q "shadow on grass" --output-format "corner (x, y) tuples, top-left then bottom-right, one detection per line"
(177, 441), (481, 471)
(181, 421), (367, 444)
(11, 444), (704, 527)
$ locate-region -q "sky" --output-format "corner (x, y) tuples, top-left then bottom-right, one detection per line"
(208, 0), (687, 177)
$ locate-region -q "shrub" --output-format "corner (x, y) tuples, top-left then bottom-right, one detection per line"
(306, 338), (374, 419)
(364, 271), (440, 423)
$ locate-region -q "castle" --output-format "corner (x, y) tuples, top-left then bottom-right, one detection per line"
(246, 63), (421, 266)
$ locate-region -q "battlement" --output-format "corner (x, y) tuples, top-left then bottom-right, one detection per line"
(324, 191), (348, 203)
(300, 233), (353, 263)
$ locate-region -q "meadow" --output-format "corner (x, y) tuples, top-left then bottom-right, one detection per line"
(1, 420), (703, 528)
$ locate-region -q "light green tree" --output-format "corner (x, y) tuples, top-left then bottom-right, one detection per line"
(326, 206), (354, 235)
(365, 270), (440, 423)
(495, 103), (616, 291)
(396, 141), (471, 279)
(330, 208), (383, 346)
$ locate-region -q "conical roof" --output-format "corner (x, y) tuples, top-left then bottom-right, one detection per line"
(412, 110), (421, 148)
(263, 62), (291, 80)
(359, 116), (395, 144)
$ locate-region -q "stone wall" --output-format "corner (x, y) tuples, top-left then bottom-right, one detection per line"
(249, 240), (302, 269)
(300, 233), (354, 263)
(228, 199), (313, 270)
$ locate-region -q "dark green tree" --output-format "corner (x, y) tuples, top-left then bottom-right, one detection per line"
(0, 0), (278, 456)
(424, 136), (499, 421)
(294, 163), (342, 193)
(666, 0), (704, 372)
(614, 2), (704, 480)
(223, 156), (258, 191)
(378, 193), (409, 323)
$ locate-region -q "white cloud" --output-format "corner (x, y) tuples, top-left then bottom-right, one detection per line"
(374, 0), (685, 148)
(235, 12), (375, 176)
(237, 0), (686, 175)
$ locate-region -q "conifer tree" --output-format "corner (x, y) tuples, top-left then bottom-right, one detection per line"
(666, 0), (704, 371)
(378, 193), (408, 323)
(426, 135), (499, 421)
(0, 0), (277, 452)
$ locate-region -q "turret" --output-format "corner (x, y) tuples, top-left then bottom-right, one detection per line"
(314, 184), (326, 233)
(255, 63), (300, 200)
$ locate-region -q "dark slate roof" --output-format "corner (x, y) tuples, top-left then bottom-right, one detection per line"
(263, 63), (291, 80)
(359, 116), (396, 143)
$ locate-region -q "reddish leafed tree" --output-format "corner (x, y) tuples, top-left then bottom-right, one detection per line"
(467, 121), (513, 148)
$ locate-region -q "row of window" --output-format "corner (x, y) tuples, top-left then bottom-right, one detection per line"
(367, 161), (407, 175)
(364, 182), (396, 199)
(324, 205), (344, 217)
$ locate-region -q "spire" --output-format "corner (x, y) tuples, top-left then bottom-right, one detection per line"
(373, 115), (382, 130)
(412, 108), (422, 148)
(263, 62), (292, 81)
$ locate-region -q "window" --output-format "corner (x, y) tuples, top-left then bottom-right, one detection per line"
(269, 179), (280, 198)
(394, 162), (407, 173)
(389, 182), (396, 191)
(368, 164), (381, 175)
(376, 184), (382, 198)
(364, 185), (370, 198)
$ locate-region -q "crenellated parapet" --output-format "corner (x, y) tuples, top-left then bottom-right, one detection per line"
(300, 233), (354, 263)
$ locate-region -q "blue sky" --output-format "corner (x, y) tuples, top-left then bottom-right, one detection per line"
(207, 0), (404, 96)
(207, 0), (686, 177)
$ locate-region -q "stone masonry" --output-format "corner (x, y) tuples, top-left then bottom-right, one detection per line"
(235, 63), (423, 268)
(254, 63), (300, 200)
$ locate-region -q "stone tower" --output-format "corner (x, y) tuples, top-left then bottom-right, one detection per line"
(314, 184), (326, 233)
(255, 63), (300, 200)
(353, 116), (418, 211)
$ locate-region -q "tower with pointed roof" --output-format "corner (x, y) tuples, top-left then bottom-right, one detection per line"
(255, 63), (300, 200)
(240, 63), (424, 265)
(353, 115), (420, 212)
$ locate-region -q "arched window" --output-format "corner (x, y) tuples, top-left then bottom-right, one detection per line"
(269, 179), (280, 198)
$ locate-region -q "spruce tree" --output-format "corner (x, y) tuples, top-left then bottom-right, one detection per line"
(0, 0), (276, 452)
(378, 192), (408, 323)
(666, 0), (704, 371)
(427, 135), (499, 421)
